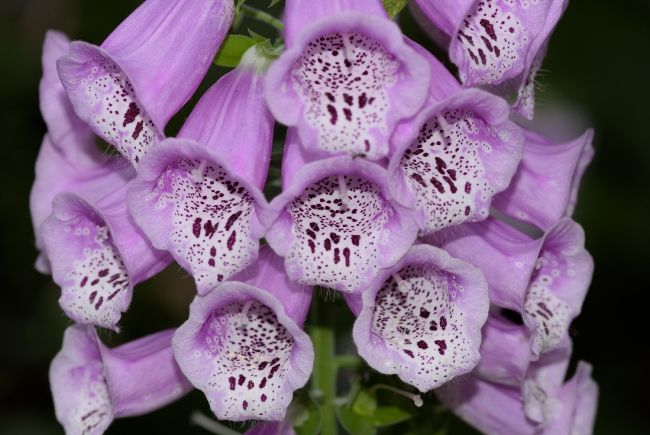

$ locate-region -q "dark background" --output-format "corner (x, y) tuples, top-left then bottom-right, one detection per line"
(0, 0), (648, 434)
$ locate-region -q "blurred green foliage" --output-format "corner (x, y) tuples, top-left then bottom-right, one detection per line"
(0, 0), (648, 434)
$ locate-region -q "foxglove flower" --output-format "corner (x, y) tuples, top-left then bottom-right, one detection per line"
(129, 47), (274, 295)
(50, 325), (192, 435)
(245, 421), (295, 435)
(411, 0), (567, 119)
(264, 128), (419, 294)
(173, 245), (314, 421)
(265, 0), (431, 159)
(42, 183), (172, 330)
(437, 217), (593, 358)
(436, 349), (598, 434)
(492, 128), (595, 231)
(347, 243), (489, 391)
(31, 31), (132, 273)
(388, 83), (524, 236)
(56, 0), (234, 167)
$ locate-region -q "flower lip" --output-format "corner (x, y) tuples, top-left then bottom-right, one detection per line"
(173, 280), (314, 421)
(265, 12), (431, 160)
(352, 243), (489, 391)
(129, 138), (271, 295)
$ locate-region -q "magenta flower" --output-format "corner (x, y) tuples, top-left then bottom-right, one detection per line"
(128, 47), (274, 295)
(56, 0), (234, 167)
(347, 243), (489, 391)
(412, 0), (567, 119)
(50, 325), (192, 435)
(42, 184), (172, 330)
(31, 31), (133, 274)
(265, 0), (431, 159)
(173, 246), (314, 421)
(264, 129), (419, 294)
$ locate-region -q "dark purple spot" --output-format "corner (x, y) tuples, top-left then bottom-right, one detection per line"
(227, 231), (236, 251)
(333, 248), (340, 264)
(310, 222), (320, 232)
(192, 218), (202, 238)
(204, 220), (217, 239)
(210, 247), (216, 257)
(327, 105), (338, 125)
(467, 49), (479, 65)
(94, 296), (103, 310)
(248, 380), (254, 390)
(411, 173), (427, 188)
(435, 157), (447, 174)
(107, 288), (121, 300)
(261, 394), (267, 402)
(330, 233), (340, 244)
(218, 274), (223, 282)
(243, 400), (248, 410)
(494, 46), (500, 57)
(89, 291), (97, 303)
(108, 274), (120, 283)
(351, 235), (360, 246)
(420, 307), (430, 318)
(429, 320), (438, 331)
(238, 374), (246, 386)
(509, 27), (514, 33)
(260, 377), (267, 388)
(443, 176), (457, 193)
(447, 169), (457, 181)
(480, 19), (497, 41)
(417, 340), (428, 349)
(91, 279), (99, 286)
(365, 140), (370, 152)
(224, 211), (242, 231)
(343, 108), (352, 121)
(344, 59), (352, 68)
(270, 358), (279, 365)
(80, 276), (88, 288)
(368, 97), (375, 105)
(440, 316), (447, 331)
(434, 339), (447, 355)
(122, 102), (140, 127)
(478, 48), (487, 65)
(343, 93), (353, 106)
(358, 93), (367, 108)
(465, 182), (472, 194)
(480, 36), (493, 52)
(325, 92), (335, 102)
(306, 229), (317, 239)
(308, 239), (316, 254)
(208, 258), (215, 267)
(258, 361), (268, 370)
(464, 206), (471, 216)
(132, 120), (143, 139)
(431, 177), (445, 194)
(269, 364), (280, 379)
(404, 349), (414, 358)
(458, 30), (474, 45)
(98, 269), (109, 278)
(343, 247), (350, 267)
(324, 239), (331, 251)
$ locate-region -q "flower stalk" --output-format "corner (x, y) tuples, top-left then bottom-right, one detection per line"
(240, 4), (285, 32)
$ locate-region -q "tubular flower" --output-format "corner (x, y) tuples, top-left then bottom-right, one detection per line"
(173, 246), (314, 421)
(245, 421), (296, 435)
(265, 0), (431, 159)
(31, 31), (133, 274)
(50, 325), (193, 435)
(56, 0), (234, 167)
(411, 0), (567, 119)
(388, 84), (524, 236)
(492, 128), (595, 231)
(42, 183), (172, 330)
(347, 243), (489, 391)
(128, 47), (274, 296)
(436, 217), (593, 358)
(264, 128), (419, 294)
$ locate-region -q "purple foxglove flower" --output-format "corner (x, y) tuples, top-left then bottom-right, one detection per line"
(128, 47), (274, 295)
(436, 217), (593, 358)
(173, 245), (314, 421)
(56, 0), (235, 167)
(245, 421), (295, 435)
(264, 128), (419, 294)
(492, 128), (595, 231)
(265, 0), (431, 159)
(436, 354), (597, 435)
(387, 86), (524, 236)
(411, 0), (567, 119)
(50, 325), (192, 435)
(31, 31), (133, 274)
(347, 243), (489, 391)
(42, 183), (172, 330)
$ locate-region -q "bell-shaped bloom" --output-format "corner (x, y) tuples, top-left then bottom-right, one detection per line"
(42, 183), (172, 330)
(50, 325), (193, 435)
(411, 0), (567, 119)
(492, 128), (594, 231)
(245, 421), (295, 435)
(31, 31), (133, 274)
(436, 349), (598, 435)
(265, 0), (431, 159)
(264, 129), (419, 294)
(388, 85), (524, 236)
(173, 245), (314, 421)
(128, 47), (274, 295)
(347, 243), (489, 391)
(435, 217), (593, 358)
(56, 0), (234, 167)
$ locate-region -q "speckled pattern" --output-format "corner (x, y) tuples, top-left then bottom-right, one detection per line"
(401, 109), (494, 233)
(66, 360), (112, 434)
(60, 222), (129, 329)
(80, 55), (157, 166)
(524, 252), (572, 354)
(371, 264), (472, 389)
(198, 301), (295, 420)
(292, 32), (398, 156)
(523, 375), (561, 424)
(456, 0), (529, 85)
(287, 175), (389, 292)
(515, 56), (541, 119)
(150, 159), (257, 293)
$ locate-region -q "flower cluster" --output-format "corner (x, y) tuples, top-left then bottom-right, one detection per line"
(31, 1), (598, 434)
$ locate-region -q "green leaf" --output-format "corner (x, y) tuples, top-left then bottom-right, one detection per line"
(269, 0), (280, 7)
(336, 404), (377, 435)
(288, 390), (322, 435)
(352, 389), (377, 417)
(248, 29), (267, 44)
(213, 35), (256, 67)
(371, 406), (414, 427)
(381, 0), (409, 18)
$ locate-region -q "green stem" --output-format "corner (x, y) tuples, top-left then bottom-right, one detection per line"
(240, 4), (285, 32)
(310, 290), (337, 435)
